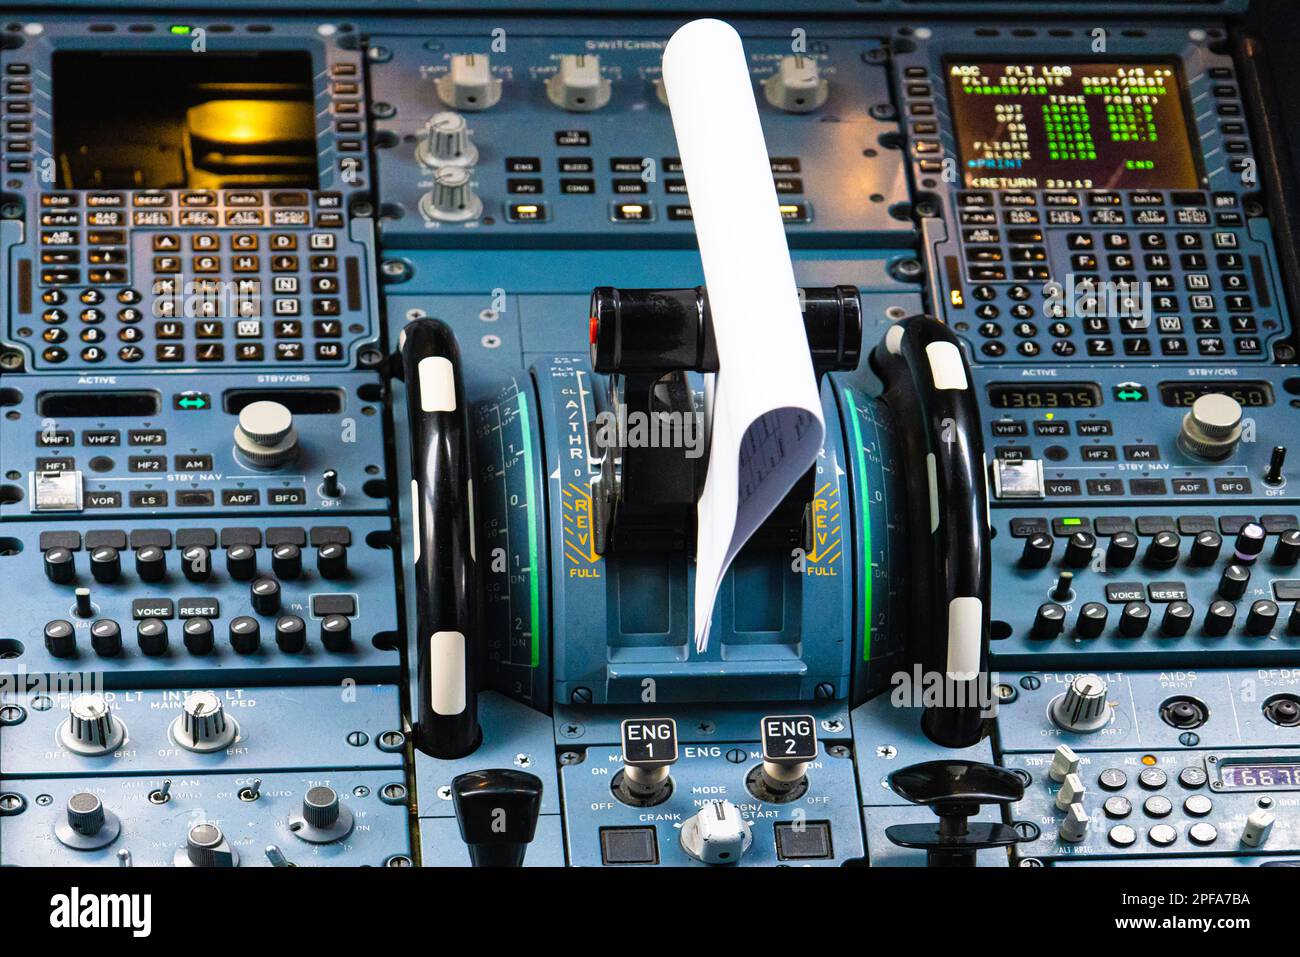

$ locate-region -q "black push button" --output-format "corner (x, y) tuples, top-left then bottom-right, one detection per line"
(599, 826), (660, 865)
(774, 820), (834, 860)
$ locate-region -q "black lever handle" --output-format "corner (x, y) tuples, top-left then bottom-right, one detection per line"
(400, 318), (481, 759)
(884, 760), (1031, 867)
(871, 317), (991, 748)
(451, 769), (544, 867)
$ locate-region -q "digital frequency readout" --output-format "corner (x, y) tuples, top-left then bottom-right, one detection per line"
(947, 61), (1200, 190)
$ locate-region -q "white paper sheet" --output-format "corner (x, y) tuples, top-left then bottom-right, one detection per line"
(662, 19), (826, 652)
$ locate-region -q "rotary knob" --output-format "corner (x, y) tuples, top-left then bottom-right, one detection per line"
(416, 110), (479, 168)
(54, 792), (121, 850)
(1050, 673), (1113, 733)
(680, 799), (753, 865)
(1144, 531), (1181, 569)
(181, 545), (211, 582)
(436, 54), (502, 111)
(1161, 600), (1195, 637)
(762, 54), (829, 113)
(234, 401), (299, 469)
(1031, 602), (1066, 640)
(89, 546), (121, 583)
(289, 785), (355, 844)
(420, 165), (484, 223)
(171, 690), (238, 752)
(1020, 532), (1054, 568)
(175, 822), (239, 867)
(1062, 531), (1096, 568)
(1178, 393), (1243, 460)
(44, 546), (76, 584)
(1106, 531), (1138, 569)
(59, 693), (126, 755)
(1189, 530), (1223, 566)
(545, 54), (611, 112)
(1075, 602), (1108, 639)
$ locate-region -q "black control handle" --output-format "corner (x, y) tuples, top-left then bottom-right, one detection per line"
(400, 318), (481, 759)
(451, 769), (544, 867)
(870, 316), (991, 748)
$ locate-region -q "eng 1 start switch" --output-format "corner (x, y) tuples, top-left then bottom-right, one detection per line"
(617, 718), (678, 806)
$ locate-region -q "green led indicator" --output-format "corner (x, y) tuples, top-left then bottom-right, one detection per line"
(170, 25), (191, 35)
(845, 388), (873, 663)
(516, 391), (540, 668)
(1062, 517), (1083, 527)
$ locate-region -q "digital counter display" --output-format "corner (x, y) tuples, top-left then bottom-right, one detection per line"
(1217, 760), (1300, 790)
(1158, 381), (1274, 408)
(987, 382), (1103, 409)
(946, 60), (1200, 190)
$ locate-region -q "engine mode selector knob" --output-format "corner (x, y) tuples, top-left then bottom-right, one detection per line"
(289, 785), (356, 844)
(1234, 522), (1267, 564)
(1218, 563), (1250, 600)
(1106, 531), (1138, 569)
(1118, 601), (1151, 638)
(181, 545), (211, 582)
(89, 546), (121, 584)
(250, 577), (281, 616)
(135, 544), (166, 583)
(1020, 532), (1054, 569)
(1031, 602), (1066, 640)
(545, 54), (612, 112)
(1247, 599), (1280, 636)
(1189, 530), (1223, 567)
(176, 822), (239, 868)
(44, 546), (76, 584)
(1161, 600), (1195, 637)
(617, 717), (678, 805)
(226, 543), (257, 581)
(1051, 673), (1112, 733)
(416, 110), (479, 168)
(436, 54), (502, 111)
(90, 618), (122, 657)
(136, 618), (168, 656)
(451, 769), (544, 867)
(229, 616), (261, 655)
(1178, 393), (1243, 460)
(1075, 602), (1108, 639)
(420, 165), (484, 223)
(1062, 531), (1096, 569)
(1273, 528), (1300, 566)
(276, 614), (307, 653)
(681, 799), (753, 865)
(60, 693), (126, 755)
(234, 400), (299, 469)
(1204, 599), (1237, 637)
(316, 543), (348, 580)
(1144, 531), (1181, 569)
(762, 54), (830, 113)
(44, 619), (77, 659)
(183, 616), (215, 656)
(55, 792), (121, 851)
(271, 543), (302, 580)
(172, 690), (238, 753)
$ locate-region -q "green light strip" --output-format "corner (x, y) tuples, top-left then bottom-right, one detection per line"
(844, 388), (873, 662)
(517, 392), (541, 667)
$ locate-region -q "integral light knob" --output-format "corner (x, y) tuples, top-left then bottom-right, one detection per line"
(680, 799), (753, 865)
(44, 546), (76, 584)
(545, 54), (611, 112)
(417, 110), (479, 168)
(172, 690), (238, 753)
(55, 792), (121, 851)
(235, 401), (299, 469)
(90, 546), (121, 583)
(1178, 393), (1243, 460)
(762, 54), (829, 113)
(60, 693), (126, 755)
(1051, 673), (1113, 733)
(1234, 523), (1267, 564)
(1106, 531), (1138, 569)
(436, 54), (502, 111)
(289, 785), (355, 844)
(1144, 531), (1181, 569)
(176, 822), (239, 867)
(1062, 531), (1097, 568)
(1020, 532), (1054, 568)
(420, 165), (484, 223)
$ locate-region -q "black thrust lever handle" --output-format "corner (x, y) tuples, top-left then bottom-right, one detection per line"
(870, 316), (991, 749)
(400, 318), (482, 759)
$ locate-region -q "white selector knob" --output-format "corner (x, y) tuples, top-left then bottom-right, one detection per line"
(1051, 673), (1113, 733)
(60, 693), (126, 755)
(546, 54), (611, 112)
(234, 400), (299, 468)
(171, 690), (238, 753)
(416, 110), (479, 168)
(436, 54), (502, 111)
(175, 822), (239, 867)
(762, 55), (829, 113)
(1179, 393), (1243, 460)
(1241, 809), (1275, 848)
(1055, 772), (1087, 811)
(680, 799), (752, 865)
(1048, 743), (1081, 783)
(420, 166), (484, 223)
(1059, 802), (1090, 843)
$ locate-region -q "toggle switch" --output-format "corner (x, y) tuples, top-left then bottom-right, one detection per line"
(451, 769), (544, 867)
(617, 717), (678, 805)
(322, 469), (341, 499)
